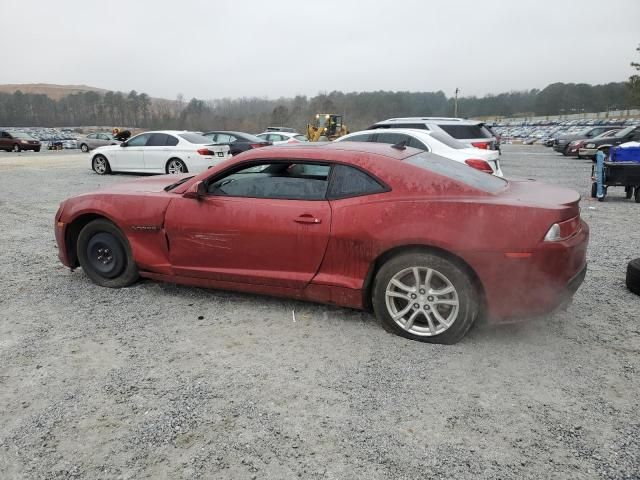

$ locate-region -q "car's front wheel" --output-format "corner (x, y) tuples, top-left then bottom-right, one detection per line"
(166, 158), (188, 174)
(77, 219), (138, 288)
(372, 251), (480, 344)
(80, 143), (89, 152)
(12, 144), (20, 152)
(92, 155), (111, 175)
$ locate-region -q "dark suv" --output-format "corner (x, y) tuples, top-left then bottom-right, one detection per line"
(0, 130), (41, 152)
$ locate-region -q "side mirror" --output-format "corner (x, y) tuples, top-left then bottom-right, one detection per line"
(120, 142), (127, 147)
(183, 181), (206, 199)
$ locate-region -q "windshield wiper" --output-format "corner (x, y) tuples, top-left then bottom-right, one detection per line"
(164, 176), (194, 191)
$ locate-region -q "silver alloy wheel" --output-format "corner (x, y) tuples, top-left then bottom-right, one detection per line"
(385, 266), (459, 336)
(81, 144), (89, 152)
(13, 144), (19, 152)
(93, 156), (107, 174)
(167, 159), (185, 174)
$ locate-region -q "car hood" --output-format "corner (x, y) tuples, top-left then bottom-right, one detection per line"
(94, 144), (123, 152)
(98, 174), (190, 193)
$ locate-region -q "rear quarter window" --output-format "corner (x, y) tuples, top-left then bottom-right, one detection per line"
(404, 152), (506, 193)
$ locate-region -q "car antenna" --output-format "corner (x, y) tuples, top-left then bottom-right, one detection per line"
(391, 140), (407, 150)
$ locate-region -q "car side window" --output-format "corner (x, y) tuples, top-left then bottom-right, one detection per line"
(207, 162), (330, 200)
(126, 133), (151, 147)
(146, 133), (169, 146)
(216, 133), (232, 143)
(408, 137), (428, 151)
(165, 134), (179, 146)
(375, 132), (406, 145)
(87, 133), (96, 139)
(328, 164), (387, 199)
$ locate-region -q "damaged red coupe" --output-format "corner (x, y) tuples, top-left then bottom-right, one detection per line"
(55, 143), (588, 344)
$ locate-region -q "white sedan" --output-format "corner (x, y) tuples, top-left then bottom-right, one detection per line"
(336, 128), (503, 176)
(89, 130), (231, 175)
(256, 131), (309, 145)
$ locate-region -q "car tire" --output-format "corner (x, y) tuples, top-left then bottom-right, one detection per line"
(625, 186), (634, 199)
(626, 258), (640, 296)
(562, 145), (570, 156)
(80, 143), (89, 153)
(166, 158), (188, 174)
(92, 155), (111, 175)
(635, 187), (640, 204)
(591, 183), (597, 198)
(34, 148), (40, 152)
(12, 144), (20, 152)
(372, 251), (479, 344)
(77, 219), (139, 288)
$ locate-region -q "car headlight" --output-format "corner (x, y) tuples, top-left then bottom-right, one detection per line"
(20, 140), (28, 143)
(586, 143), (595, 148)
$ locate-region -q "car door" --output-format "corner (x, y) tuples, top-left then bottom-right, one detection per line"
(164, 161), (332, 289)
(143, 133), (176, 172)
(115, 133), (151, 171)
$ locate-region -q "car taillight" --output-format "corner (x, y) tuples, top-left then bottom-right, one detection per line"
(197, 148), (214, 155)
(471, 141), (490, 149)
(543, 216), (581, 242)
(464, 159), (493, 174)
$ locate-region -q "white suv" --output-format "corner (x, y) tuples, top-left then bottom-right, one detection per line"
(369, 117), (500, 153)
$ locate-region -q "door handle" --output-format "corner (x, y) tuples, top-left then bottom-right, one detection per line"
(294, 214), (321, 224)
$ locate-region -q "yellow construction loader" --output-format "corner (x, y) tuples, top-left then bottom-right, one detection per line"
(306, 114), (349, 141)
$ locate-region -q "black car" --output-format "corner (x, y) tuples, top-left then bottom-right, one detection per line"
(552, 127), (615, 155)
(202, 131), (271, 156)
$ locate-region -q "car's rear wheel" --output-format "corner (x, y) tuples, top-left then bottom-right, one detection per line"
(372, 252), (479, 344)
(80, 143), (89, 152)
(12, 144), (20, 152)
(92, 155), (111, 175)
(77, 219), (138, 288)
(166, 158), (188, 174)
(34, 148), (40, 152)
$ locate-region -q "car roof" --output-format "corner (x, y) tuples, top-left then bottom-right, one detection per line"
(245, 140), (420, 160)
(342, 128), (435, 137)
(374, 117), (484, 126)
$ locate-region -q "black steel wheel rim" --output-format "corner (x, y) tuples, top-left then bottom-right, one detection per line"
(86, 232), (125, 278)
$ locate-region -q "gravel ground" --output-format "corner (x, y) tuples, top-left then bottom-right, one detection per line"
(0, 145), (638, 479)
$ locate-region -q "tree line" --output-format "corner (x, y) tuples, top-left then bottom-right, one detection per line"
(0, 81), (636, 132)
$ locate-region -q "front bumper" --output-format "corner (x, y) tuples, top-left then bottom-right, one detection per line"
(578, 147), (597, 158)
(553, 143), (567, 152)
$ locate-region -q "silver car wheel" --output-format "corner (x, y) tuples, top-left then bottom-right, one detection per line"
(81, 144), (89, 152)
(167, 159), (186, 174)
(385, 266), (459, 336)
(93, 156), (107, 174)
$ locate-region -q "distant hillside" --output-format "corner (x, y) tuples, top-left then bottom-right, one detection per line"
(0, 83), (110, 101)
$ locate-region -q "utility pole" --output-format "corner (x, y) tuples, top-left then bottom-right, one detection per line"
(454, 87), (460, 118)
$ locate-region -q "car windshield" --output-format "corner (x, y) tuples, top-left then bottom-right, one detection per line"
(404, 152), (506, 193)
(438, 124), (492, 139)
(11, 132), (35, 140)
(425, 131), (466, 149)
(294, 135), (309, 141)
(178, 132), (214, 144)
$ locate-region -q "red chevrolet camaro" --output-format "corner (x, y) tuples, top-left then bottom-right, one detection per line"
(55, 143), (589, 344)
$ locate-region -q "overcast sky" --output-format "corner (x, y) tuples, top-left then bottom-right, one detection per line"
(2, 0), (638, 100)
